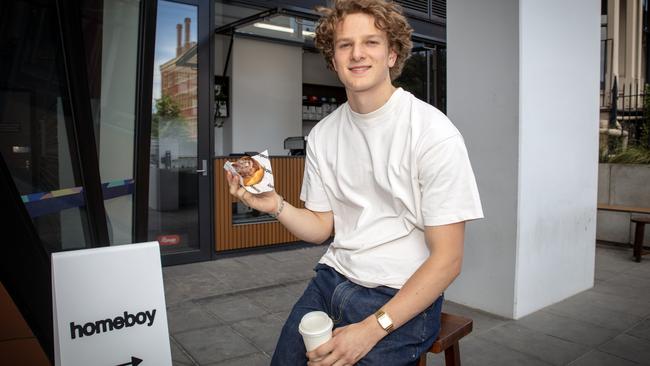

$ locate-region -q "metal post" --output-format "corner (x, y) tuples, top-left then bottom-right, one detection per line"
(610, 76), (618, 129)
(646, 0), (650, 87)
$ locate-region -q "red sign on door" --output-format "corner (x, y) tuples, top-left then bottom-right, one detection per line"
(157, 235), (181, 246)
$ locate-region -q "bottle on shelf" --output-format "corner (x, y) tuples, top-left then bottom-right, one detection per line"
(302, 95), (309, 120)
(330, 97), (338, 112)
(321, 96), (330, 117)
(308, 95), (318, 120)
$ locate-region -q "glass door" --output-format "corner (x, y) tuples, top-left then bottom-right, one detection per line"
(395, 42), (446, 112)
(149, 0), (212, 264)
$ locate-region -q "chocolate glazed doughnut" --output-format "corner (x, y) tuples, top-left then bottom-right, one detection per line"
(231, 156), (265, 186)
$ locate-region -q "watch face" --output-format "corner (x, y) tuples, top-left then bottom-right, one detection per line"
(378, 314), (392, 329)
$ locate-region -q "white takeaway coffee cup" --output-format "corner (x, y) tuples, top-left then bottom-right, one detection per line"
(298, 311), (333, 352)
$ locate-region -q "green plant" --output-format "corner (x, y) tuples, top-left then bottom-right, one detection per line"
(152, 95), (183, 139)
(608, 146), (650, 164)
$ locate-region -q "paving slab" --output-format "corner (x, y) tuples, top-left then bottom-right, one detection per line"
(164, 278), (193, 307)
(207, 352), (270, 366)
(515, 310), (619, 347)
(595, 267), (623, 282)
(168, 272), (235, 301)
(626, 262), (650, 276)
(200, 294), (270, 323)
(243, 284), (301, 313)
(174, 325), (258, 364)
(170, 336), (195, 365)
(441, 300), (509, 337)
(593, 277), (650, 303)
(477, 323), (590, 365)
(270, 310), (291, 325)
(199, 257), (249, 275)
(458, 336), (553, 366)
(167, 301), (222, 334)
(230, 313), (286, 355)
(560, 289), (650, 318)
(595, 248), (639, 273)
(546, 295), (643, 331)
(568, 350), (641, 366)
(627, 318), (650, 341)
(598, 334), (650, 365)
(165, 260), (214, 277)
(267, 247), (319, 262)
(283, 279), (311, 297)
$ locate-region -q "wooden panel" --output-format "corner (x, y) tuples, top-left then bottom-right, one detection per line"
(0, 282), (49, 365)
(214, 157), (305, 251)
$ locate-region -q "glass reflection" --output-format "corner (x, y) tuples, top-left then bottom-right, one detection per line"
(0, 1), (93, 252)
(149, 0), (200, 253)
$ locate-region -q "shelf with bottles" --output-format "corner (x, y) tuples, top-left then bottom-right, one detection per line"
(302, 83), (347, 122)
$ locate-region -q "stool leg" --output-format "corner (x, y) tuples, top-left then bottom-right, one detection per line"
(444, 342), (461, 366)
(633, 223), (645, 263)
(417, 354), (428, 366)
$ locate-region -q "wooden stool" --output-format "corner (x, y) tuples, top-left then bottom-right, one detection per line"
(417, 312), (473, 366)
(631, 216), (650, 262)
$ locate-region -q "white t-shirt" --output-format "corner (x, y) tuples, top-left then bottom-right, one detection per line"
(300, 88), (483, 289)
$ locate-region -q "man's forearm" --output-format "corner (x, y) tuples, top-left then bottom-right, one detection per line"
(275, 198), (333, 244)
(377, 254), (461, 330)
(361, 222), (465, 339)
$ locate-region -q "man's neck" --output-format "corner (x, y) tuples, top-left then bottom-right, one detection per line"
(346, 82), (397, 115)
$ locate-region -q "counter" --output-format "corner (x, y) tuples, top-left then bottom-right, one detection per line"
(214, 156), (305, 251)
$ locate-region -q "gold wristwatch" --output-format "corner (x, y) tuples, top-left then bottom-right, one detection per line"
(374, 309), (394, 333)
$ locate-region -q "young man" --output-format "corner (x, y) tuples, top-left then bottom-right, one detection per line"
(225, 0), (483, 364)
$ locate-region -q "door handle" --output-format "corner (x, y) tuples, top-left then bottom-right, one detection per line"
(196, 159), (207, 176)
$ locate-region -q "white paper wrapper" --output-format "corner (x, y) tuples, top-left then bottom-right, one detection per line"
(223, 150), (274, 194)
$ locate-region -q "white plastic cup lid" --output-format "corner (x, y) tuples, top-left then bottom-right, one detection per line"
(298, 311), (333, 336)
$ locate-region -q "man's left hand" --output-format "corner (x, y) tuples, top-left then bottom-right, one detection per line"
(306, 317), (385, 366)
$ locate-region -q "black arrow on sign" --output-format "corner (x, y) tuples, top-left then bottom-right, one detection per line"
(116, 356), (142, 366)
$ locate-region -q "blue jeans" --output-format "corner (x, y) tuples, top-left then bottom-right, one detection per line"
(271, 264), (443, 366)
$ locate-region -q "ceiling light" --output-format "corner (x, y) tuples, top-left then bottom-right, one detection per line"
(253, 22), (294, 33)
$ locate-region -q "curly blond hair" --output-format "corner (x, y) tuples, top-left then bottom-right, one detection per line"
(314, 0), (413, 80)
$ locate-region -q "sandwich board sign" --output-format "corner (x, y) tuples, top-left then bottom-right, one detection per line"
(52, 242), (172, 365)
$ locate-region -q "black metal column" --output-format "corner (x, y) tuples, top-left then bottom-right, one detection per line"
(646, 0), (650, 86)
(133, 0), (158, 242)
(55, 0), (110, 247)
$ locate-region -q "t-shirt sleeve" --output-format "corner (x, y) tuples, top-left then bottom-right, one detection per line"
(299, 132), (332, 212)
(418, 133), (484, 226)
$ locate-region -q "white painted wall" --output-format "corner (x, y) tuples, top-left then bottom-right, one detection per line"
(230, 37), (302, 155)
(446, 0), (520, 318)
(515, 0), (599, 317)
(447, 0), (599, 319)
(302, 51), (342, 87)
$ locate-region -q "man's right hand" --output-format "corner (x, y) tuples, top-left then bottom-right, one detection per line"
(226, 170), (334, 244)
(225, 171), (280, 214)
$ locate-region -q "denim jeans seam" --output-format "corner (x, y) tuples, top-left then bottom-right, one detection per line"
(331, 281), (362, 324)
(330, 281), (347, 323)
(339, 283), (363, 323)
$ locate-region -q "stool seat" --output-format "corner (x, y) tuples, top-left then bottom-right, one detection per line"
(418, 312), (473, 366)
